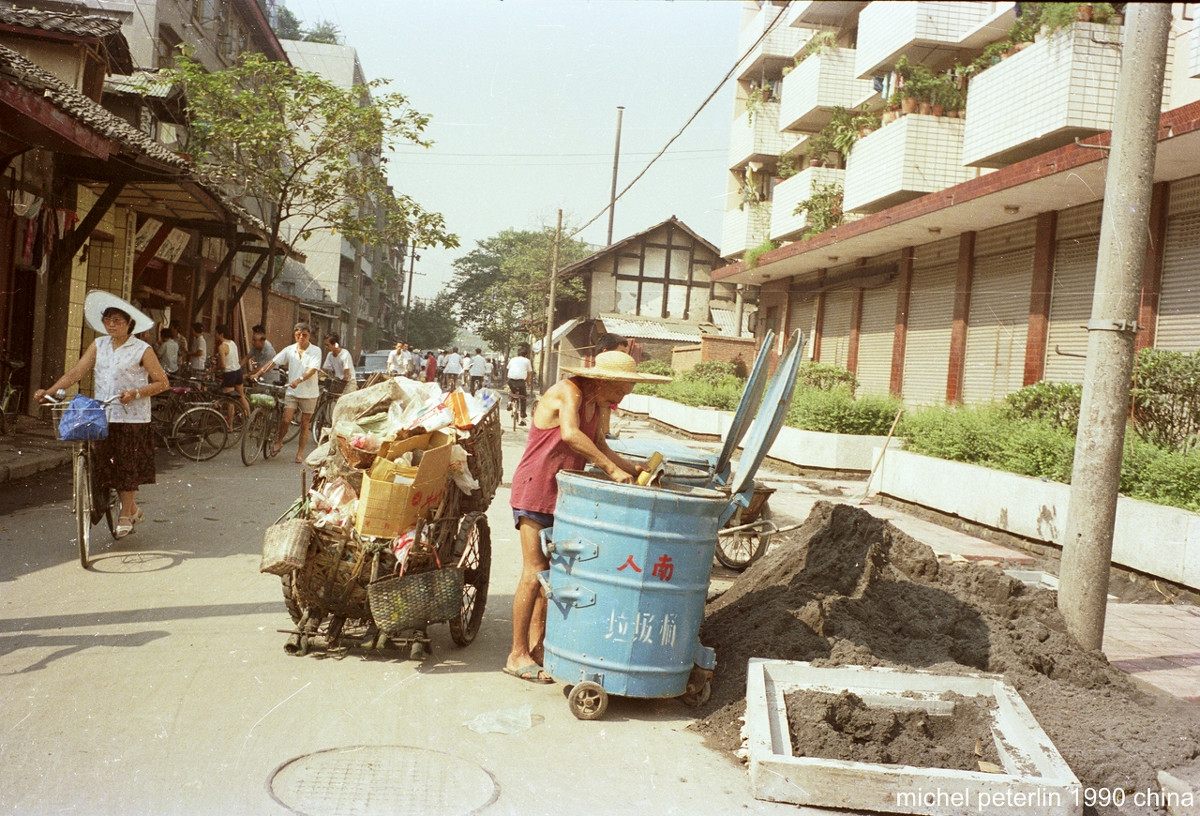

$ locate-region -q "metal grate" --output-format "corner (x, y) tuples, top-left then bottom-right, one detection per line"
(268, 745), (498, 816)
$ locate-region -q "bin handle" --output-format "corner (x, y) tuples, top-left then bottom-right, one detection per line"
(537, 571), (596, 608)
(541, 533), (599, 561)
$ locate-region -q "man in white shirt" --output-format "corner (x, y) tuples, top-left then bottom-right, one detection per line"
(443, 347), (464, 391)
(506, 344), (534, 426)
(386, 341), (404, 376)
(467, 348), (488, 395)
(157, 327), (180, 376)
(249, 322), (322, 463)
(188, 322), (207, 376)
(322, 333), (357, 394)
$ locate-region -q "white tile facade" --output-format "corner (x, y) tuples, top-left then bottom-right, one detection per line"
(1191, 18), (1200, 80)
(843, 114), (973, 213)
(728, 104), (788, 169)
(961, 22), (1131, 168)
(779, 48), (874, 133)
(721, 201), (773, 258)
(770, 167), (845, 241)
(737, 3), (807, 76)
(854, 1), (995, 79)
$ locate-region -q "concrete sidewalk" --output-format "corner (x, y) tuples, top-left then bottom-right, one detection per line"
(0, 413), (71, 484)
(619, 416), (1200, 705)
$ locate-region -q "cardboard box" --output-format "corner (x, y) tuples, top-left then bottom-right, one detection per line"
(355, 431), (453, 538)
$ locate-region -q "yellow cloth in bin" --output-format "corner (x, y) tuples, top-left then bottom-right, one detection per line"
(355, 431), (454, 538)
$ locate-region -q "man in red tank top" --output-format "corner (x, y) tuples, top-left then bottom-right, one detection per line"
(504, 351), (670, 683)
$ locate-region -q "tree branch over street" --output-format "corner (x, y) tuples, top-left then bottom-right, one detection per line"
(165, 50), (457, 324)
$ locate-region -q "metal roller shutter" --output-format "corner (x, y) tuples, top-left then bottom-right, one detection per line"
(787, 293), (817, 359)
(901, 262), (957, 405)
(1044, 235), (1099, 383)
(819, 289), (855, 368)
(856, 281), (897, 397)
(1156, 210), (1200, 352)
(962, 248), (1034, 404)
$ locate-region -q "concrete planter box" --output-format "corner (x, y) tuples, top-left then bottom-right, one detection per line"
(876, 449), (1200, 591)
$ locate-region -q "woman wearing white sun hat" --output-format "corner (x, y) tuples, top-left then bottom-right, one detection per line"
(35, 290), (169, 538)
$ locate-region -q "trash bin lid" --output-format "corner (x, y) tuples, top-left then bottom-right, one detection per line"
(605, 436), (717, 471)
(711, 329), (774, 487)
(720, 329), (806, 526)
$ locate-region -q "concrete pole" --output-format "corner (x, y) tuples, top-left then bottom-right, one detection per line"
(542, 209), (563, 390)
(403, 245), (418, 338)
(346, 239), (365, 355)
(607, 107), (625, 246)
(1058, 3), (1171, 651)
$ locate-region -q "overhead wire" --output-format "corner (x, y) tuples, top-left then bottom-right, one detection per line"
(569, 2), (791, 240)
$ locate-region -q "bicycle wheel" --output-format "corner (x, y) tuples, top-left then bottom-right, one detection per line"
(715, 503), (772, 571)
(215, 396), (249, 448)
(448, 511), (491, 646)
(241, 407), (270, 466)
(74, 448), (93, 569)
(0, 387), (20, 435)
(173, 405), (228, 461)
(310, 397), (333, 445)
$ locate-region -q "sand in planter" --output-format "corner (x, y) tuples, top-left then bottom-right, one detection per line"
(694, 501), (1200, 816)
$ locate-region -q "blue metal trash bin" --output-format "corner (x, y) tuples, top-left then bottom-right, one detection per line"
(540, 331), (805, 719)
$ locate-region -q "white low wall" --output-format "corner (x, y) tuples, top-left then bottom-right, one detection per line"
(617, 395), (891, 472)
(876, 449), (1200, 591)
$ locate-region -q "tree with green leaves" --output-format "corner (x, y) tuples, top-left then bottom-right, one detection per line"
(303, 20), (341, 44)
(406, 294), (459, 350)
(448, 226), (591, 360)
(272, 7), (302, 40)
(165, 50), (457, 327)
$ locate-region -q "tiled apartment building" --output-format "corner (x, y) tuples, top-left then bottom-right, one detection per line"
(718, 1), (1200, 405)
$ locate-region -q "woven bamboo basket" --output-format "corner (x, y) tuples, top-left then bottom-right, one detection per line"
(336, 435), (377, 470)
(367, 567), (464, 634)
(260, 518), (310, 575)
(456, 405), (503, 513)
(292, 526), (380, 620)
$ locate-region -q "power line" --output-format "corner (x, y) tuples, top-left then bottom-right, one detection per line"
(570, 3), (790, 240)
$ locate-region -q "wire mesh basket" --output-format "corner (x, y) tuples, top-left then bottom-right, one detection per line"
(456, 404), (502, 512)
(367, 566), (464, 634)
(50, 398), (108, 442)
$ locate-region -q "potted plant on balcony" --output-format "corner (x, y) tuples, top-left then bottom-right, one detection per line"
(797, 30), (838, 64)
(804, 131), (836, 167)
(793, 179), (844, 240)
(776, 153), (800, 180)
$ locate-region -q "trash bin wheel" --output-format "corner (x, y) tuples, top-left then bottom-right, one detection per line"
(715, 502), (772, 571)
(568, 682), (608, 720)
(280, 572), (302, 623)
(448, 512), (491, 646)
(681, 678), (712, 707)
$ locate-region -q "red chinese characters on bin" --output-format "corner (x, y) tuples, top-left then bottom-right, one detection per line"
(616, 554), (674, 582)
(409, 487), (445, 513)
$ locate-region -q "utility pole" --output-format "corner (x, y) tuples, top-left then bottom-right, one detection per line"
(346, 237), (365, 356)
(543, 209), (563, 389)
(1058, 3), (1171, 651)
(403, 244), (419, 338)
(607, 107), (625, 246)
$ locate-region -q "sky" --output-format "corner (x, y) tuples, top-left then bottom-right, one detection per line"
(277, 0), (743, 302)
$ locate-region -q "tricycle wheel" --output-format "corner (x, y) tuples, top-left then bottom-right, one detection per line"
(448, 511), (491, 646)
(567, 681), (608, 720)
(715, 502), (772, 571)
(280, 572), (302, 623)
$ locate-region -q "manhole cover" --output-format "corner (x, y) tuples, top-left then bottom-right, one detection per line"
(268, 745), (498, 816)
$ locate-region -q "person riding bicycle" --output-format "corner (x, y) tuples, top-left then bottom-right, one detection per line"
(35, 291), (168, 538)
(322, 333), (357, 395)
(467, 348), (487, 395)
(442, 347), (464, 391)
(506, 344), (534, 427)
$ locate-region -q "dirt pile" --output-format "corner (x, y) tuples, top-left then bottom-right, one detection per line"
(695, 501), (1200, 815)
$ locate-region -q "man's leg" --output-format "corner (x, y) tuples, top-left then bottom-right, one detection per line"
(297, 411), (312, 462)
(507, 517), (550, 679)
(276, 406), (296, 453)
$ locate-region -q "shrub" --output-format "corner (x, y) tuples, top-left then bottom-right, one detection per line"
(680, 361), (739, 388)
(744, 239), (778, 270)
(1120, 435), (1200, 512)
(652, 378), (744, 411)
(898, 404), (1009, 464)
(1131, 348), (1200, 453)
(992, 420), (1075, 482)
(787, 389), (902, 436)
(1004, 380), (1081, 434)
(796, 362), (857, 393)
(631, 359), (673, 396)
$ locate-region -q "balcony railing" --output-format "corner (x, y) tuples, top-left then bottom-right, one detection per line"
(961, 22), (1134, 168)
(854, 1), (1007, 79)
(720, 201), (773, 260)
(779, 47), (874, 133)
(843, 113), (974, 214)
(770, 167), (845, 242)
(728, 103), (788, 169)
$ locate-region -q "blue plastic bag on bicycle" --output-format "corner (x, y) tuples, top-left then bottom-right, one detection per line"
(59, 394), (109, 441)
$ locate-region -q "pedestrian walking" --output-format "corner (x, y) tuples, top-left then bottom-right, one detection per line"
(468, 348), (487, 395)
(249, 322), (322, 464)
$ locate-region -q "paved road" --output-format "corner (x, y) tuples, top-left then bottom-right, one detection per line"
(0, 428), (801, 816)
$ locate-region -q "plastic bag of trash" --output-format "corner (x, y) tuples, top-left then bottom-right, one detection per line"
(448, 444), (480, 494)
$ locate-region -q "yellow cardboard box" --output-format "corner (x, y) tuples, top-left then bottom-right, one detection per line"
(355, 431), (453, 538)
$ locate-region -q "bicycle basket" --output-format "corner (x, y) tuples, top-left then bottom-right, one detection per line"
(367, 567), (463, 634)
(55, 395), (108, 441)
